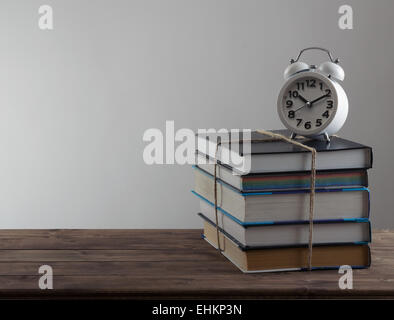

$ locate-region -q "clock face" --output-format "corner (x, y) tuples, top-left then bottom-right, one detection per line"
(278, 74), (338, 135)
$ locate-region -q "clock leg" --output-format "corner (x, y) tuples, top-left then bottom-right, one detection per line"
(290, 132), (297, 140)
(323, 132), (331, 143)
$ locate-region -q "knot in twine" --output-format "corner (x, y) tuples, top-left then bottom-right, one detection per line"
(213, 129), (317, 271)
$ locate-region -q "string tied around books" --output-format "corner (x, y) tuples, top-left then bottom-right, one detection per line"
(213, 129), (317, 271)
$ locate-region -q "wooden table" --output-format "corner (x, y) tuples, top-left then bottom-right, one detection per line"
(0, 229), (393, 299)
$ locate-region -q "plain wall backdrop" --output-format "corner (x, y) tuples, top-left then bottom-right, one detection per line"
(0, 0), (392, 228)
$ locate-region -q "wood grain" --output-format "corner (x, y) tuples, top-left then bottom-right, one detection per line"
(0, 229), (392, 299)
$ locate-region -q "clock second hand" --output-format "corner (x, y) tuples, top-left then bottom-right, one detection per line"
(294, 103), (308, 113)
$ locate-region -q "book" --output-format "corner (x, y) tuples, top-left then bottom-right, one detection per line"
(198, 211), (371, 247)
(202, 219), (371, 273)
(195, 159), (368, 192)
(196, 129), (373, 174)
(193, 168), (370, 222)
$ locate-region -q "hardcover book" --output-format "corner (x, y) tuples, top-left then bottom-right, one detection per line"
(196, 129), (373, 174)
(198, 211), (371, 247)
(195, 157), (368, 192)
(193, 168), (370, 222)
(194, 129), (373, 273)
(202, 219), (371, 273)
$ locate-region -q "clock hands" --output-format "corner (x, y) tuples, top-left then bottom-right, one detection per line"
(309, 93), (330, 105)
(297, 94), (309, 104)
(294, 103), (308, 113)
(294, 94), (311, 113)
(293, 92), (330, 113)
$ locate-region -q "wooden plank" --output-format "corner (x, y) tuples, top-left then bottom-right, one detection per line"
(0, 229), (391, 299)
(0, 261), (238, 276)
(0, 228), (390, 249)
(0, 229), (201, 250)
(0, 249), (219, 262)
(0, 274), (393, 299)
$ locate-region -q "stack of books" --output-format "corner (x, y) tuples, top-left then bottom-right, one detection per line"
(193, 130), (373, 272)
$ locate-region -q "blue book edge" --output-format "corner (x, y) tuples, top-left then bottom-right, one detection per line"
(193, 165), (370, 218)
(193, 165), (370, 196)
(192, 190), (370, 227)
(199, 213), (371, 252)
(193, 164), (369, 191)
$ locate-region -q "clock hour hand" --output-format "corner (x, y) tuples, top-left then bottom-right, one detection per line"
(298, 94), (310, 104)
(294, 94), (311, 112)
(297, 94), (309, 104)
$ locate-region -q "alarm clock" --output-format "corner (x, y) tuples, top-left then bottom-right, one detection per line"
(277, 47), (348, 142)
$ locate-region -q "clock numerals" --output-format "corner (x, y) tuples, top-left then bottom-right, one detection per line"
(296, 82), (305, 91)
(292, 118), (324, 129)
(306, 79), (316, 88)
(296, 80), (317, 91)
(282, 77), (337, 133)
(288, 90), (299, 98)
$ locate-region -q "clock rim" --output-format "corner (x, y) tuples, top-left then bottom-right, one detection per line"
(277, 71), (339, 136)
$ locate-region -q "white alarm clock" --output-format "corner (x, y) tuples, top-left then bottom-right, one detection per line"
(277, 47), (348, 142)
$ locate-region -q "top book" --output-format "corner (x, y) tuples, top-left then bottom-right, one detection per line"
(196, 129), (372, 175)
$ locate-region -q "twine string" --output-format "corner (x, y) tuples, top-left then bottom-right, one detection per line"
(214, 137), (222, 253)
(213, 130), (317, 270)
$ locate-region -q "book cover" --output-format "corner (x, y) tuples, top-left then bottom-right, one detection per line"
(196, 129), (373, 174)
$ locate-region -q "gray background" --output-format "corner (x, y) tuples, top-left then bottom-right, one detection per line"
(0, 0), (392, 228)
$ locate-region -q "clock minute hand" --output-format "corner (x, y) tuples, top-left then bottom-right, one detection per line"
(310, 93), (330, 106)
